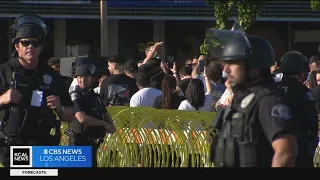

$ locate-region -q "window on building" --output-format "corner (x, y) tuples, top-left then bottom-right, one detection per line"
(118, 20), (153, 61)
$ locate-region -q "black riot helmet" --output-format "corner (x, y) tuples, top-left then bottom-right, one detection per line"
(73, 56), (97, 77)
(206, 29), (274, 69)
(71, 56), (99, 78)
(279, 51), (308, 73)
(7, 14), (49, 44)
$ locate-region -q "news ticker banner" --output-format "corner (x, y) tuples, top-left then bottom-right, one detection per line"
(10, 146), (92, 168)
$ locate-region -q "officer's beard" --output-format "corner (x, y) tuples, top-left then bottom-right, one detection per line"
(230, 79), (246, 93)
(228, 66), (248, 92)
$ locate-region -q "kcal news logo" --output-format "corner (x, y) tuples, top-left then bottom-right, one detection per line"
(10, 146), (92, 168)
(10, 146), (33, 168)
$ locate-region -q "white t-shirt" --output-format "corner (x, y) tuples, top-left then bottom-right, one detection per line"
(94, 87), (100, 94)
(69, 78), (78, 94)
(178, 93), (213, 112)
(219, 89), (232, 105)
(130, 87), (163, 107)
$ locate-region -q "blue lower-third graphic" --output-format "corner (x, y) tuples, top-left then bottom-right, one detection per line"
(32, 146), (92, 168)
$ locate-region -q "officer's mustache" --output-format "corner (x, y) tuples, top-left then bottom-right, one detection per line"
(226, 75), (237, 87)
(227, 73), (246, 90)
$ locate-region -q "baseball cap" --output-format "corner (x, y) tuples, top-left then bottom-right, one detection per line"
(124, 60), (138, 72)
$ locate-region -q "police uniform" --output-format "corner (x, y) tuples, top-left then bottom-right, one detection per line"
(208, 29), (298, 167)
(213, 80), (295, 167)
(275, 51), (319, 167)
(67, 57), (113, 167)
(0, 14), (73, 167)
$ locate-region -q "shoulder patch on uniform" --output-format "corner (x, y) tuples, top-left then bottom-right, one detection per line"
(70, 92), (80, 101)
(271, 104), (292, 120)
(240, 93), (255, 108)
(306, 91), (314, 101)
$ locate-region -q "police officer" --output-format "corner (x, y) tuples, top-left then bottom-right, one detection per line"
(67, 57), (116, 167)
(69, 55), (103, 94)
(208, 29), (298, 167)
(0, 14), (74, 167)
(276, 51), (319, 167)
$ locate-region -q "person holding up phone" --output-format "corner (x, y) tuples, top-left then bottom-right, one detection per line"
(191, 55), (226, 111)
(191, 55), (205, 77)
(142, 41), (163, 65)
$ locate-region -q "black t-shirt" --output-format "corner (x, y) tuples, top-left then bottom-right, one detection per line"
(100, 74), (138, 105)
(0, 58), (73, 139)
(178, 78), (192, 95)
(153, 92), (185, 109)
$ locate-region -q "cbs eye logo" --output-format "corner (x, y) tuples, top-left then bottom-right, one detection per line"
(10, 146), (33, 168)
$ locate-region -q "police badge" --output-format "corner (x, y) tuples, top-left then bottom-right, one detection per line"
(43, 74), (52, 85)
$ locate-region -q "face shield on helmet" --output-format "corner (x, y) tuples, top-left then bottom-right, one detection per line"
(8, 14), (48, 44)
(206, 29), (252, 62)
(206, 29), (276, 89)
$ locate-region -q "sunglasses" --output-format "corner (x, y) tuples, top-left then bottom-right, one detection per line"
(19, 40), (42, 48)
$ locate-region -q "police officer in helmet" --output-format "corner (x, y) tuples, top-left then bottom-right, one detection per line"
(209, 29), (298, 167)
(0, 14), (75, 167)
(276, 51), (319, 167)
(68, 57), (116, 167)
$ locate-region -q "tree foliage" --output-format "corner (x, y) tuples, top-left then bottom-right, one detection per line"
(200, 1), (233, 55)
(237, 0), (263, 31)
(311, 0), (320, 11)
(200, 0), (264, 55)
(208, 1), (234, 30)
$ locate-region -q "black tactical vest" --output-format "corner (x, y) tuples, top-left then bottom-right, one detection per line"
(1, 63), (56, 138)
(69, 88), (107, 141)
(211, 87), (275, 167)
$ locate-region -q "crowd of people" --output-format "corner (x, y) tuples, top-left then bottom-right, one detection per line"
(49, 42), (236, 113)
(47, 42), (320, 116)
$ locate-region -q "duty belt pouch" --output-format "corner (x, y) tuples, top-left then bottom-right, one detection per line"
(209, 134), (218, 162)
(225, 138), (236, 167)
(5, 107), (27, 135)
(239, 141), (256, 167)
(214, 138), (225, 167)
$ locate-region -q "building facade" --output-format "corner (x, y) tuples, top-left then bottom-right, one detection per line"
(0, 1), (320, 64)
